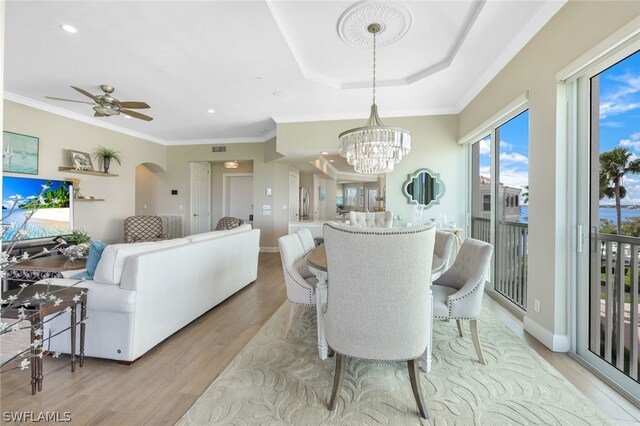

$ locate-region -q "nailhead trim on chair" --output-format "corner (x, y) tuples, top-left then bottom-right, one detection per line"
(446, 277), (483, 318)
(284, 268), (314, 304)
(324, 222), (433, 236)
(329, 348), (426, 363)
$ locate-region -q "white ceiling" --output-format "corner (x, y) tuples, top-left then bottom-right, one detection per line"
(3, 0), (565, 146)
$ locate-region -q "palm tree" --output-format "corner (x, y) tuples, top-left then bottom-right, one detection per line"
(599, 147), (640, 235)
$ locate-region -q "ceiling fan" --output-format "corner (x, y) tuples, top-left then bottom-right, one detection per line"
(46, 85), (153, 121)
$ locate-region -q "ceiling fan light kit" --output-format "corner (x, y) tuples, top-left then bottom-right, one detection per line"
(46, 84), (153, 121)
(338, 2), (412, 174)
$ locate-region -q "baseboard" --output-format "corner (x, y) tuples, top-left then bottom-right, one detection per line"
(523, 316), (570, 352)
(260, 247), (279, 253)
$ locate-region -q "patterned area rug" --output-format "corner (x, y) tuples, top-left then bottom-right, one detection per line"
(177, 303), (612, 425)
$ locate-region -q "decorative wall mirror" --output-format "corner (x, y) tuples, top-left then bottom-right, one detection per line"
(402, 168), (445, 207)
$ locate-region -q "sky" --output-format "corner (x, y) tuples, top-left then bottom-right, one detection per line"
(2, 176), (69, 208)
(478, 110), (530, 201)
(477, 49), (640, 207)
(599, 50), (640, 204)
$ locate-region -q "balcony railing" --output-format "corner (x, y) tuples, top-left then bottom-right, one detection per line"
(471, 217), (528, 310)
(592, 233), (640, 381)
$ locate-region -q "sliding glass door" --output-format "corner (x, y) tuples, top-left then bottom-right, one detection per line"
(470, 112), (529, 310)
(577, 49), (640, 398)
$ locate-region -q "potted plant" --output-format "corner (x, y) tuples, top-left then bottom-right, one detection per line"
(94, 146), (122, 174)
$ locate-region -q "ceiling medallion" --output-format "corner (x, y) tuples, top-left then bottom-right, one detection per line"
(337, 0), (411, 48)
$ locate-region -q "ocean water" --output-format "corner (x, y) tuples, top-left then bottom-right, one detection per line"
(516, 206), (640, 224)
(3, 152), (38, 174)
(598, 207), (640, 222)
(2, 209), (70, 241)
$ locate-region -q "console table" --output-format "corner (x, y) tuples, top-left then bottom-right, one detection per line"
(2, 255), (86, 292)
(1, 284), (88, 394)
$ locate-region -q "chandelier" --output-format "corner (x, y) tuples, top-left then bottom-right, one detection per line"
(339, 23), (411, 174)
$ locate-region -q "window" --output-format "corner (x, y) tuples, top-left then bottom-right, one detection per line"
(483, 194), (491, 211)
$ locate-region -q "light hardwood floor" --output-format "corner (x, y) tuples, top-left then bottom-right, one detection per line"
(1, 253), (638, 425)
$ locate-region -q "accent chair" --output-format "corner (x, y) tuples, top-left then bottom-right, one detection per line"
(348, 210), (393, 228)
(215, 216), (245, 230)
(431, 238), (493, 364)
(296, 228), (316, 253)
(277, 233), (318, 340)
(323, 222), (436, 420)
(123, 215), (170, 243)
(434, 230), (456, 270)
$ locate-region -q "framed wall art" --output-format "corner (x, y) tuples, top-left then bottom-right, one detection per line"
(69, 150), (94, 171)
(3, 131), (39, 175)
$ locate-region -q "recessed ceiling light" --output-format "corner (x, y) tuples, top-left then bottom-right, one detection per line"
(123, 115), (131, 119)
(329, 160), (335, 163)
(207, 109), (215, 114)
(60, 24), (77, 34)
(273, 91), (288, 98)
(321, 152), (328, 155)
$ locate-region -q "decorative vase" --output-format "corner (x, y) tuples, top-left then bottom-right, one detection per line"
(103, 157), (111, 174)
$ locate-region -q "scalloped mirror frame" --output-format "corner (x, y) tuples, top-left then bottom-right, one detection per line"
(402, 168), (445, 208)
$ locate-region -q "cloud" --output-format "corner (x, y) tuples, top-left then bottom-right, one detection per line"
(600, 101), (640, 118)
(498, 168), (529, 189)
(499, 140), (512, 151)
(500, 152), (529, 164)
(478, 138), (490, 155)
(600, 71), (640, 118)
(619, 132), (640, 151)
(600, 121), (625, 128)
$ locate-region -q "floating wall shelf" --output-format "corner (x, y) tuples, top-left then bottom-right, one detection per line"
(58, 167), (118, 177)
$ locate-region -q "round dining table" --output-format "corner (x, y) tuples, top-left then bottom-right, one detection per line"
(304, 244), (445, 372)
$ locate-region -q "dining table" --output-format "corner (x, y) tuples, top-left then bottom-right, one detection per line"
(305, 244), (445, 372)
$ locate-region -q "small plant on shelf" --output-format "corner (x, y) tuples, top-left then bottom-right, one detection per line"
(93, 146), (122, 174)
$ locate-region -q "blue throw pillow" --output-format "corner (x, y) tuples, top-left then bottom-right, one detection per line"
(85, 241), (108, 279)
(70, 270), (90, 280)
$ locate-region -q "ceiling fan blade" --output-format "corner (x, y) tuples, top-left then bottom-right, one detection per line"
(119, 101), (150, 109)
(94, 111), (106, 117)
(121, 109), (153, 121)
(71, 86), (98, 101)
(45, 96), (95, 105)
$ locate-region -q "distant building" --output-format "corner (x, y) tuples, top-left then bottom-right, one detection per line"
(472, 175), (524, 222)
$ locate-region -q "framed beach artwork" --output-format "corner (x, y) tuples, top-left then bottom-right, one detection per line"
(3, 131), (39, 175)
(69, 150), (94, 171)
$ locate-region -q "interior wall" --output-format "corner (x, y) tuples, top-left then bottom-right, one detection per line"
(458, 1), (640, 348)
(211, 161), (253, 227)
(3, 100), (167, 243)
(277, 115), (461, 226)
(324, 177), (337, 218)
(135, 164), (160, 215)
(158, 142), (279, 250)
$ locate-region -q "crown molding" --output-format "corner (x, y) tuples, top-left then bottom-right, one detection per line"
(4, 91), (169, 145)
(170, 129), (277, 146)
(272, 106), (457, 124)
(4, 92), (277, 146)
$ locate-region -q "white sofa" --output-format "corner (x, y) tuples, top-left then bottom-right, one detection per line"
(39, 224), (259, 362)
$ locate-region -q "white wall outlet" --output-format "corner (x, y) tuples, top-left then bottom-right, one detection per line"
(262, 210), (271, 216)
(263, 204), (271, 210)
(534, 299), (541, 313)
(266, 187), (272, 196)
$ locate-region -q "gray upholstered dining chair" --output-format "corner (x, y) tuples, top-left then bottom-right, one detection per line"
(435, 230), (456, 270)
(277, 233), (318, 340)
(431, 238), (493, 364)
(348, 210), (393, 228)
(296, 228), (316, 253)
(323, 222), (435, 420)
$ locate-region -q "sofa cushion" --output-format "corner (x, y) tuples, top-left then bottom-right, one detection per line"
(86, 241), (109, 279)
(187, 223), (252, 243)
(94, 238), (189, 285)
